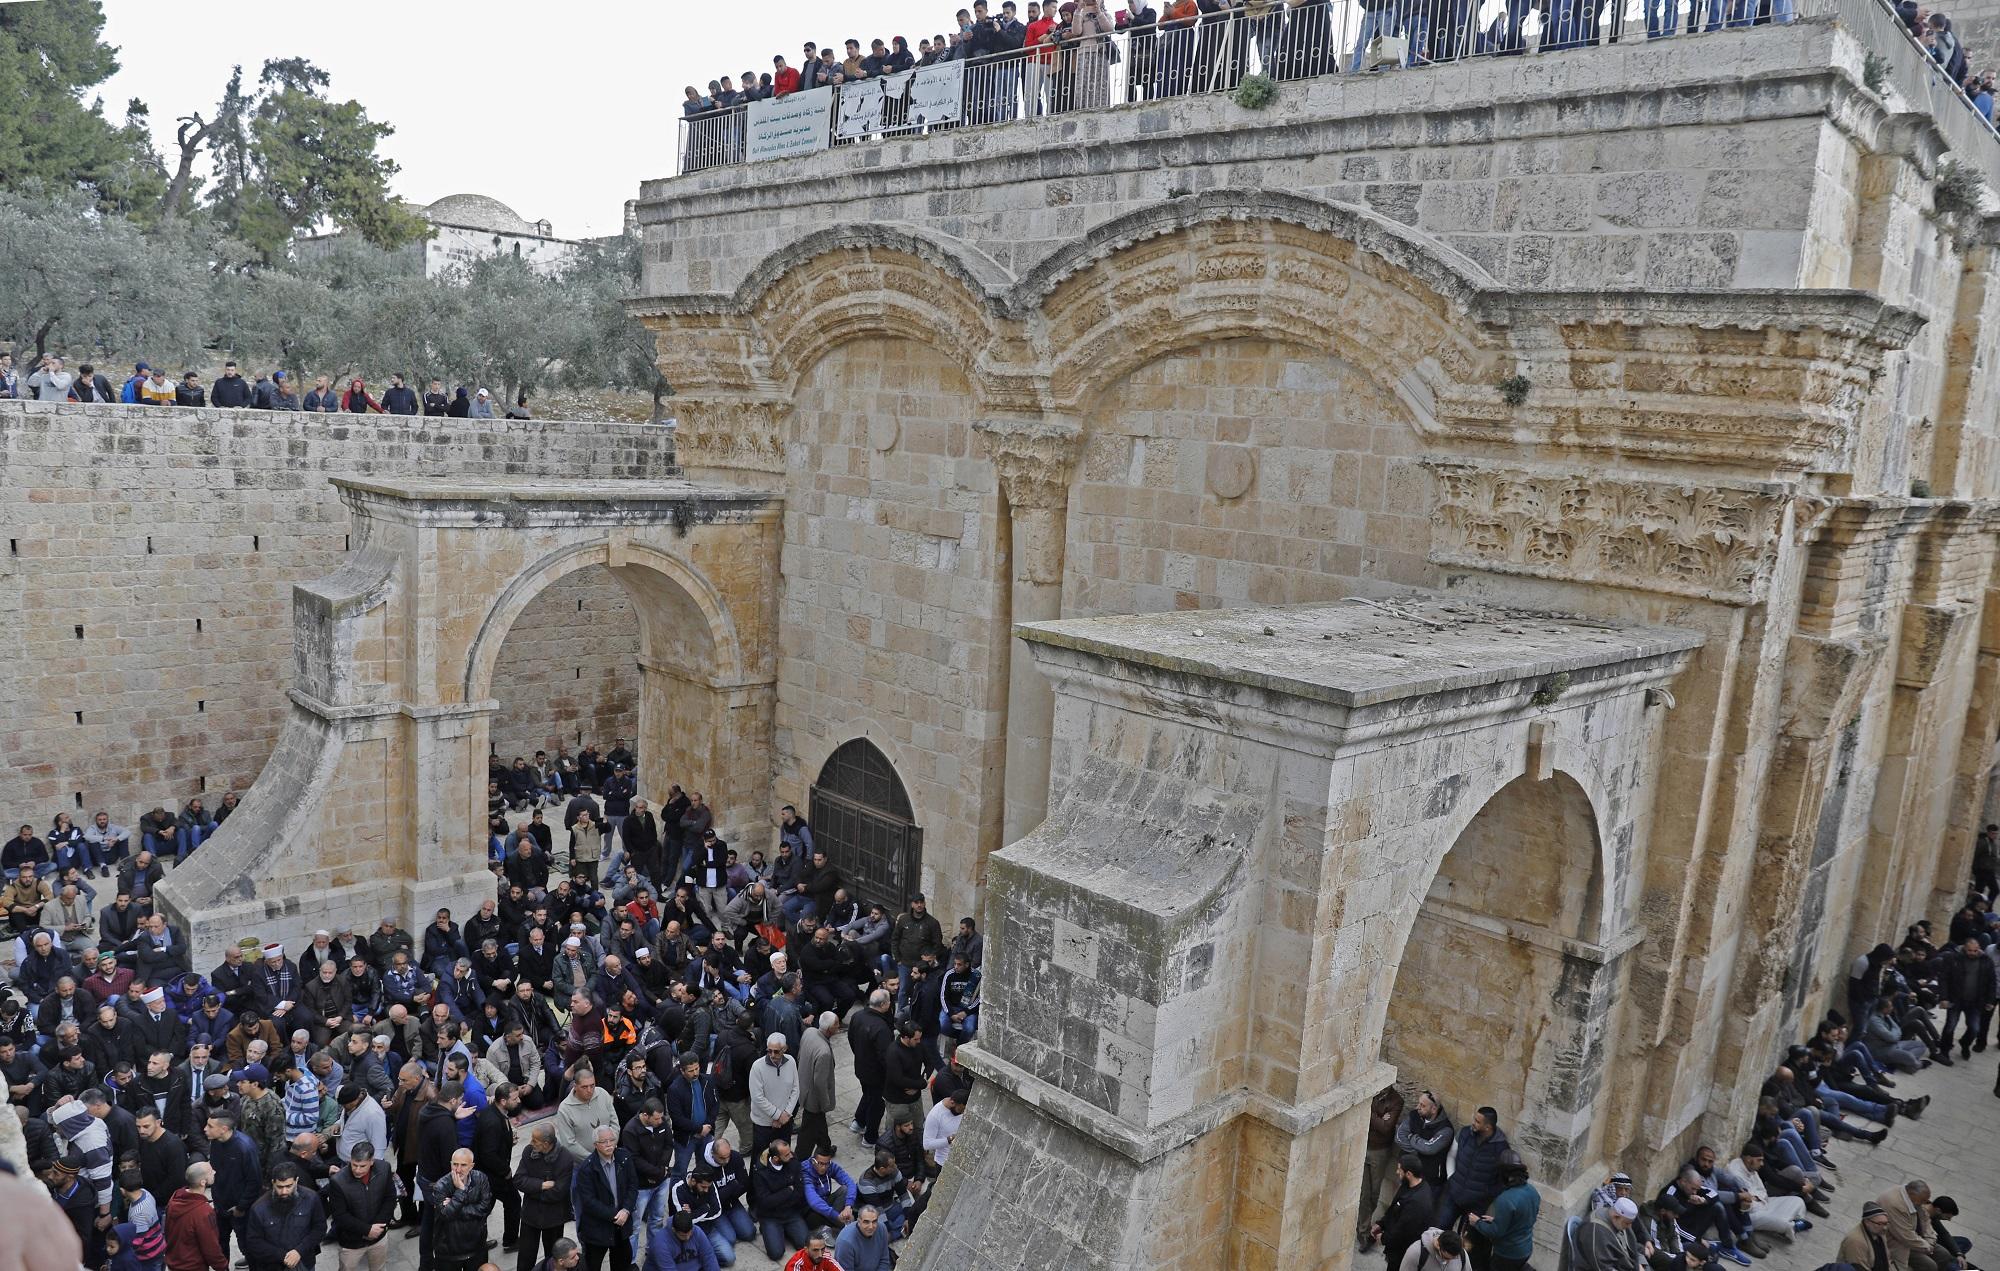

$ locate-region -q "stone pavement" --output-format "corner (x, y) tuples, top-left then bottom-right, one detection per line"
(1744, 1042), (2000, 1271)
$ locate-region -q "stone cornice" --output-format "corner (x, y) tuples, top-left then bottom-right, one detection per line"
(1426, 462), (1823, 606)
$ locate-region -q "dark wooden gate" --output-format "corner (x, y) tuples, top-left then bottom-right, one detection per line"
(808, 739), (923, 910)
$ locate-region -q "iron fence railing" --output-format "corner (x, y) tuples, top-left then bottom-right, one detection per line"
(674, 0), (1999, 179)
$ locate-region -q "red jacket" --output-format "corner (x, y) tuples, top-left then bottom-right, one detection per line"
(165, 1188), (228, 1271)
(774, 66), (800, 95)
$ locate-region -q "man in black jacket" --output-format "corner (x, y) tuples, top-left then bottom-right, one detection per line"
(1939, 937), (1997, 1059)
(423, 380), (450, 416)
(749, 1138), (810, 1261)
(881, 1022), (929, 1137)
(619, 1099), (674, 1251)
(210, 362), (254, 409)
(1373, 1154), (1437, 1270)
(475, 1084), (524, 1253)
(381, 376), (420, 416)
(429, 1149), (495, 1271)
(241, 1161), (328, 1271)
(131, 1105), (189, 1208)
(848, 989), (895, 1146)
(515, 1125), (574, 1271)
(572, 1126), (638, 1271)
(325, 1142), (395, 1269)
(416, 1082), (466, 1271)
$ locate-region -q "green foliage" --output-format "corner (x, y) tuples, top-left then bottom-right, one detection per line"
(1498, 373), (1531, 406)
(199, 59), (429, 262)
(1862, 52), (1889, 96)
(1531, 671), (1572, 707)
(1231, 73), (1278, 110)
(1934, 160), (1985, 219)
(0, 189), (209, 363)
(0, 0), (165, 212)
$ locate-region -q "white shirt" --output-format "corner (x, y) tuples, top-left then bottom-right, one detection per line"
(923, 1100), (962, 1166)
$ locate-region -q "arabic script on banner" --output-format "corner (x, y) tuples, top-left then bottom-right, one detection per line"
(747, 86), (833, 161)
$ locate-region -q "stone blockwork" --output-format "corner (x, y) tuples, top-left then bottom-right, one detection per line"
(626, 9), (2000, 1265)
(0, 401), (678, 828)
(149, 478), (781, 968)
(487, 565), (641, 761)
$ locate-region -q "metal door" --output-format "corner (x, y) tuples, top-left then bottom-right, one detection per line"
(809, 739), (923, 910)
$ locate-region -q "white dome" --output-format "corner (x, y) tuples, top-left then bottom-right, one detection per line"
(421, 193), (542, 236)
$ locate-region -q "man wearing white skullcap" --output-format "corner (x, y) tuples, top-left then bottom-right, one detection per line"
(246, 939), (301, 1037)
(747, 1031), (799, 1158)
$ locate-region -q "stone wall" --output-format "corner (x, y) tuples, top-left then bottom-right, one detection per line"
(487, 565), (642, 762)
(0, 401), (676, 828)
(767, 337), (1010, 924)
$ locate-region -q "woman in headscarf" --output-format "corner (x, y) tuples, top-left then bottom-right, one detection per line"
(340, 378), (383, 413)
(447, 386), (470, 418)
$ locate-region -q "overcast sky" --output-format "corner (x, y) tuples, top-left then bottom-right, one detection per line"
(98, 0), (948, 239)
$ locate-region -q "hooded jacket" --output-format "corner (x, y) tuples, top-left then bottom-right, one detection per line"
(165, 1188), (229, 1271)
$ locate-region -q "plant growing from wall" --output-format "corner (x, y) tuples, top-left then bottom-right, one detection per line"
(1934, 160), (1984, 218)
(1232, 74), (1278, 110)
(1498, 374), (1531, 406)
(1531, 671), (1572, 707)
(1862, 52), (1889, 96)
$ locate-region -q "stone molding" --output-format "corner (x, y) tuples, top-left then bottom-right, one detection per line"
(974, 418), (1084, 511)
(665, 399), (791, 476)
(1778, 634), (1887, 741)
(1427, 462), (1821, 605)
(636, 190), (1925, 475)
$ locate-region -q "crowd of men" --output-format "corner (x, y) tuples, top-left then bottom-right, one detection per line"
(0, 354), (531, 420)
(673, 0), (1997, 171)
(5, 739), (986, 1271)
(4, 768), (1996, 1271)
(1349, 829), (2000, 1271)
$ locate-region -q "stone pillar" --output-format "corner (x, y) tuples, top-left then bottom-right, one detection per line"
(639, 660), (777, 841)
(975, 418), (1082, 851)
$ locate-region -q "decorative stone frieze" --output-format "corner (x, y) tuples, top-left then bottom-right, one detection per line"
(1427, 462), (1819, 605)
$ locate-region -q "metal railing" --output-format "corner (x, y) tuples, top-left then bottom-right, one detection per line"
(674, 0), (2000, 177)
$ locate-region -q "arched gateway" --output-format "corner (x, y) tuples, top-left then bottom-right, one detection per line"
(907, 597), (1699, 1271)
(155, 477), (781, 966)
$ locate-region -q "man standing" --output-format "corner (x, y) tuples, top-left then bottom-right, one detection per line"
(475, 1083), (524, 1254)
(381, 376), (420, 416)
(666, 1053), (717, 1179)
(166, 1162), (230, 1271)
(1440, 1106), (1510, 1230)
(423, 380), (450, 417)
(204, 1113), (263, 1258)
(796, 1012), (840, 1162)
(574, 1126), (638, 1271)
(335, 1084), (389, 1165)
(1358, 1083), (1406, 1250)
(847, 991), (894, 1147)
(429, 1149), (495, 1271)
(1373, 1155), (1438, 1271)
(889, 895), (943, 1013)
(881, 1024), (927, 1140)
(1939, 938), (1995, 1060)
(240, 1161), (328, 1271)
(324, 1142), (394, 1271)
(210, 362), (254, 409)
(620, 1099), (674, 1260)
(749, 1034), (800, 1157)
(1469, 1152), (1540, 1271)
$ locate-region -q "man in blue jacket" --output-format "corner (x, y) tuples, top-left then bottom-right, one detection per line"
(1439, 1105), (1511, 1231)
(801, 1144), (856, 1231)
(644, 1212), (716, 1271)
(573, 1126), (638, 1271)
(666, 1054), (718, 1178)
(203, 1111), (264, 1260)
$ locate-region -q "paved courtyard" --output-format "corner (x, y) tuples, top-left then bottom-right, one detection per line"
(1751, 1044), (1998, 1271)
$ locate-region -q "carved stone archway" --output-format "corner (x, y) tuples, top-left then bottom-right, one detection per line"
(156, 477), (781, 967)
(907, 596), (1699, 1271)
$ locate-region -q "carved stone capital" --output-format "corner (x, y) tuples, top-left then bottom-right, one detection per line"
(976, 418), (1083, 512)
(1427, 462), (1808, 606)
(671, 398), (790, 475)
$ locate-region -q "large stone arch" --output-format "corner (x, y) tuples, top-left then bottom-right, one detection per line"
(907, 597), (1693, 1271)
(155, 476), (783, 967)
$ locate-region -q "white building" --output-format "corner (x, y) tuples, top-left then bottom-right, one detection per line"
(296, 192), (579, 278)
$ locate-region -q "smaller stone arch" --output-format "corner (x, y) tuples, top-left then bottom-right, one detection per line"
(462, 538), (746, 705)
